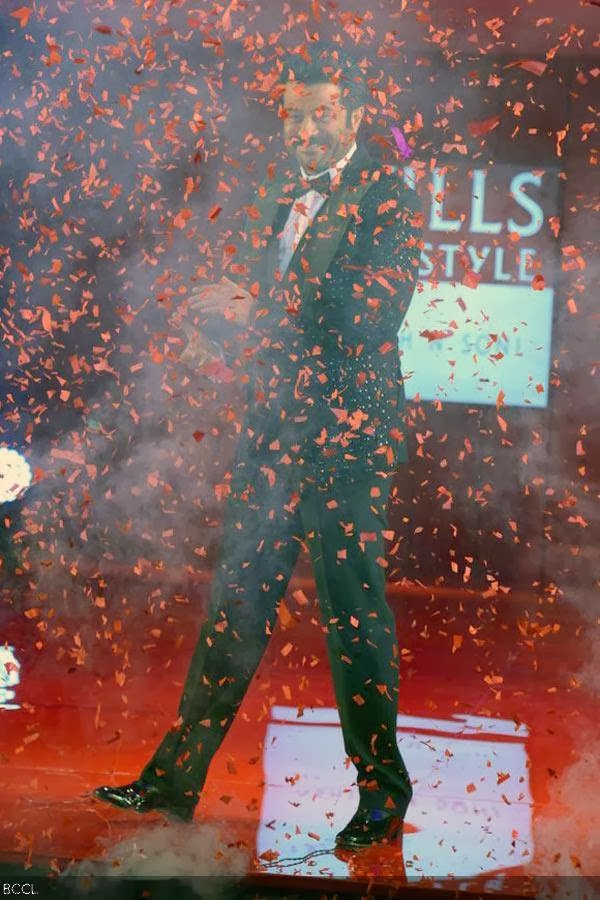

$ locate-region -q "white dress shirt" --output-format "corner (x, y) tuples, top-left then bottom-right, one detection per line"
(278, 141), (358, 275)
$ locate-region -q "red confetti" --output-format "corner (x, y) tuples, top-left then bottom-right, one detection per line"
(468, 115), (501, 138)
(10, 6), (32, 27)
(419, 328), (454, 342)
(532, 274), (546, 290)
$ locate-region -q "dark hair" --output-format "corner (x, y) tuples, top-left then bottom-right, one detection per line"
(279, 41), (369, 112)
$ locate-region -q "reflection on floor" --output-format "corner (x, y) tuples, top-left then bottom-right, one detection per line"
(0, 579), (598, 895)
(259, 707), (532, 881)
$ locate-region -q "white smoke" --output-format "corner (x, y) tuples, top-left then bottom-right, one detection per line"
(65, 818), (252, 896)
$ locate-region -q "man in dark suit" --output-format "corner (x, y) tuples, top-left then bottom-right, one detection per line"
(95, 42), (423, 849)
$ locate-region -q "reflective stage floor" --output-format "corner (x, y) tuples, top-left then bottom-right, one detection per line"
(0, 576), (598, 897)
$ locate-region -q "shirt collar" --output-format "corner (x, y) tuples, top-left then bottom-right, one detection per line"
(299, 141), (358, 183)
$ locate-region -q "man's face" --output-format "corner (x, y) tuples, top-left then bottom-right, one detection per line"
(281, 81), (364, 173)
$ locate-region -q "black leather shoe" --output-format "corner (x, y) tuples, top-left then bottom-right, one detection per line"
(335, 806), (405, 849)
(93, 779), (195, 822)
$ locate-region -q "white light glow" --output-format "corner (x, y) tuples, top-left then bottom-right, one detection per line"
(0, 645), (21, 710)
(0, 447), (33, 504)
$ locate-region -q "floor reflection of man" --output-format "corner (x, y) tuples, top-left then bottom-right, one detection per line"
(94, 42), (423, 849)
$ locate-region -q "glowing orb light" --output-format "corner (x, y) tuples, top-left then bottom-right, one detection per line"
(0, 447), (33, 504)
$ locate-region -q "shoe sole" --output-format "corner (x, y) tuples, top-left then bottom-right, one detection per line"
(92, 789), (194, 823)
(334, 823), (404, 849)
(334, 835), (402, 849)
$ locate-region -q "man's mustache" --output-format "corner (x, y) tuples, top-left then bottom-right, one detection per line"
(297, 142), (329, 152)
(289, 137), (330, 149)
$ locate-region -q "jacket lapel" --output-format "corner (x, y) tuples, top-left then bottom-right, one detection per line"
(245, 145), (379, 294)
(243, 180), (295, 281)
(283, 144), (378, 297)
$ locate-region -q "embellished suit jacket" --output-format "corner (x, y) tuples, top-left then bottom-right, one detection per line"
(221, 143), (423, 484)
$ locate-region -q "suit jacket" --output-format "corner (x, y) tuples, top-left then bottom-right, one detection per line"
(222, 142), (423, 484)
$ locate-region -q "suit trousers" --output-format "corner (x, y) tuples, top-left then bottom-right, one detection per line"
(139, 457), (411, 816)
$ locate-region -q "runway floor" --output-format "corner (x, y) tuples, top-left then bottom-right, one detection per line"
(0, 574), (597, 897)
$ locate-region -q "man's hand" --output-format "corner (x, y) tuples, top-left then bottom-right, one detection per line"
(179, 330), (223, 368)
(171, 275), (254, 368)
(187, 275), (253, 329)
